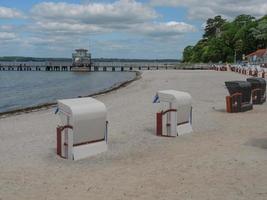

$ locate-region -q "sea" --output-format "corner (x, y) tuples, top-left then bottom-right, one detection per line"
(0, 71), (136, 113)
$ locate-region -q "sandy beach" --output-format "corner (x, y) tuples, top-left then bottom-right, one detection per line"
(1, 70), (267, 200)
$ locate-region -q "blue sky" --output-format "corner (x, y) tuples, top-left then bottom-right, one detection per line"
(0, 0), (266, 59)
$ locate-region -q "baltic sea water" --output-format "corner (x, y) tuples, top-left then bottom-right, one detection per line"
(0, 71), (136, 113)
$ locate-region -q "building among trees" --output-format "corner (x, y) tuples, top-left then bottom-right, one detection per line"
(246, 49), (267, 65)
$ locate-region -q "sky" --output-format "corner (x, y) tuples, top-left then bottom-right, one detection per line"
(0, 0), (266, 59)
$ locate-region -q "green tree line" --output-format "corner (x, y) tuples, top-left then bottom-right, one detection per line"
(183, 15), (267, 63)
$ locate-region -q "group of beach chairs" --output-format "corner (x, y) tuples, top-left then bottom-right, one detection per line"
(54, 77), (266, 160)
(211, 64), (266, 113)
(211, 64), (266, 78)
(55, 90), (193, 160)
(225, 77), (266, 113)
(54, 66), (266, 160)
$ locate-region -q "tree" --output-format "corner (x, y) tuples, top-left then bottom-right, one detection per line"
(233, 14), (255, 27)
(183, 46), (194, 62)
(190, 39), (207, 62)
(203, 15), (226, 38)
(251, 19), (267, 48)
(182, 14), (267, 63)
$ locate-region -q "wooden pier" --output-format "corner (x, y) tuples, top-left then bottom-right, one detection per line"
(0, 61), (209, 72)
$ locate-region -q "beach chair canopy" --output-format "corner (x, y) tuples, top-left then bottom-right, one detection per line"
(225, 81), (252, 103)
(57, 97), (107, 145)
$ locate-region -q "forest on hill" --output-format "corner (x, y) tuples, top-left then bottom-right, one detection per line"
(183, 15), (267, 63)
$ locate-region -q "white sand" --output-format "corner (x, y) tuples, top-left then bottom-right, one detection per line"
(1, 70), (267, 200)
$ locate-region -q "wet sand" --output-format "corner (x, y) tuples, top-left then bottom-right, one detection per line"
(1, 70), (267, 200)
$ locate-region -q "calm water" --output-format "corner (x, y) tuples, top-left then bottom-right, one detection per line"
(0, 71), (136, 113)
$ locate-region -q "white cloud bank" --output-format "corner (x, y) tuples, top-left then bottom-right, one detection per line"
(29, 0), (196, 36)
(150, 0), (267, 20)
(31, 0), (157, 25)
(0, 6), (23, 19)
(0, 0), (197, 58)
(136, 21), (196, 37)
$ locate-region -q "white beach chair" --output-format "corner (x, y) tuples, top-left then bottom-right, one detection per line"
(154, 90), (193, 137)
(56, 97), (108, 160)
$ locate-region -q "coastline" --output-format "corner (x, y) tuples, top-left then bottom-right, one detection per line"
(0, 71), (141, 118)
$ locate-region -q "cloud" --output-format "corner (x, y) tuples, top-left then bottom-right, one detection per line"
(0, 25), (15, 32)
(150, 0), (267, 20)
(134, 21), (196, 37)
(0, 32), (17, 40)
(31, 0), (157, 25)
(31, 21), (110, 35)
(0, 6), (23, 19)
(0, 1), (198, 58)
(29, 0), (163, 36)
(28, 1), (196, 39)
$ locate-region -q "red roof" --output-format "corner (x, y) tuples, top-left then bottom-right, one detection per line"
(246, 49), (267, 57)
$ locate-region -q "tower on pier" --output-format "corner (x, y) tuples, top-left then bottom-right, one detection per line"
(72, 49), (91, 68)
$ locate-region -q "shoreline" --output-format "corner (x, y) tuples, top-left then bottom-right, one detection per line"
(0, 71), (141, 118)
